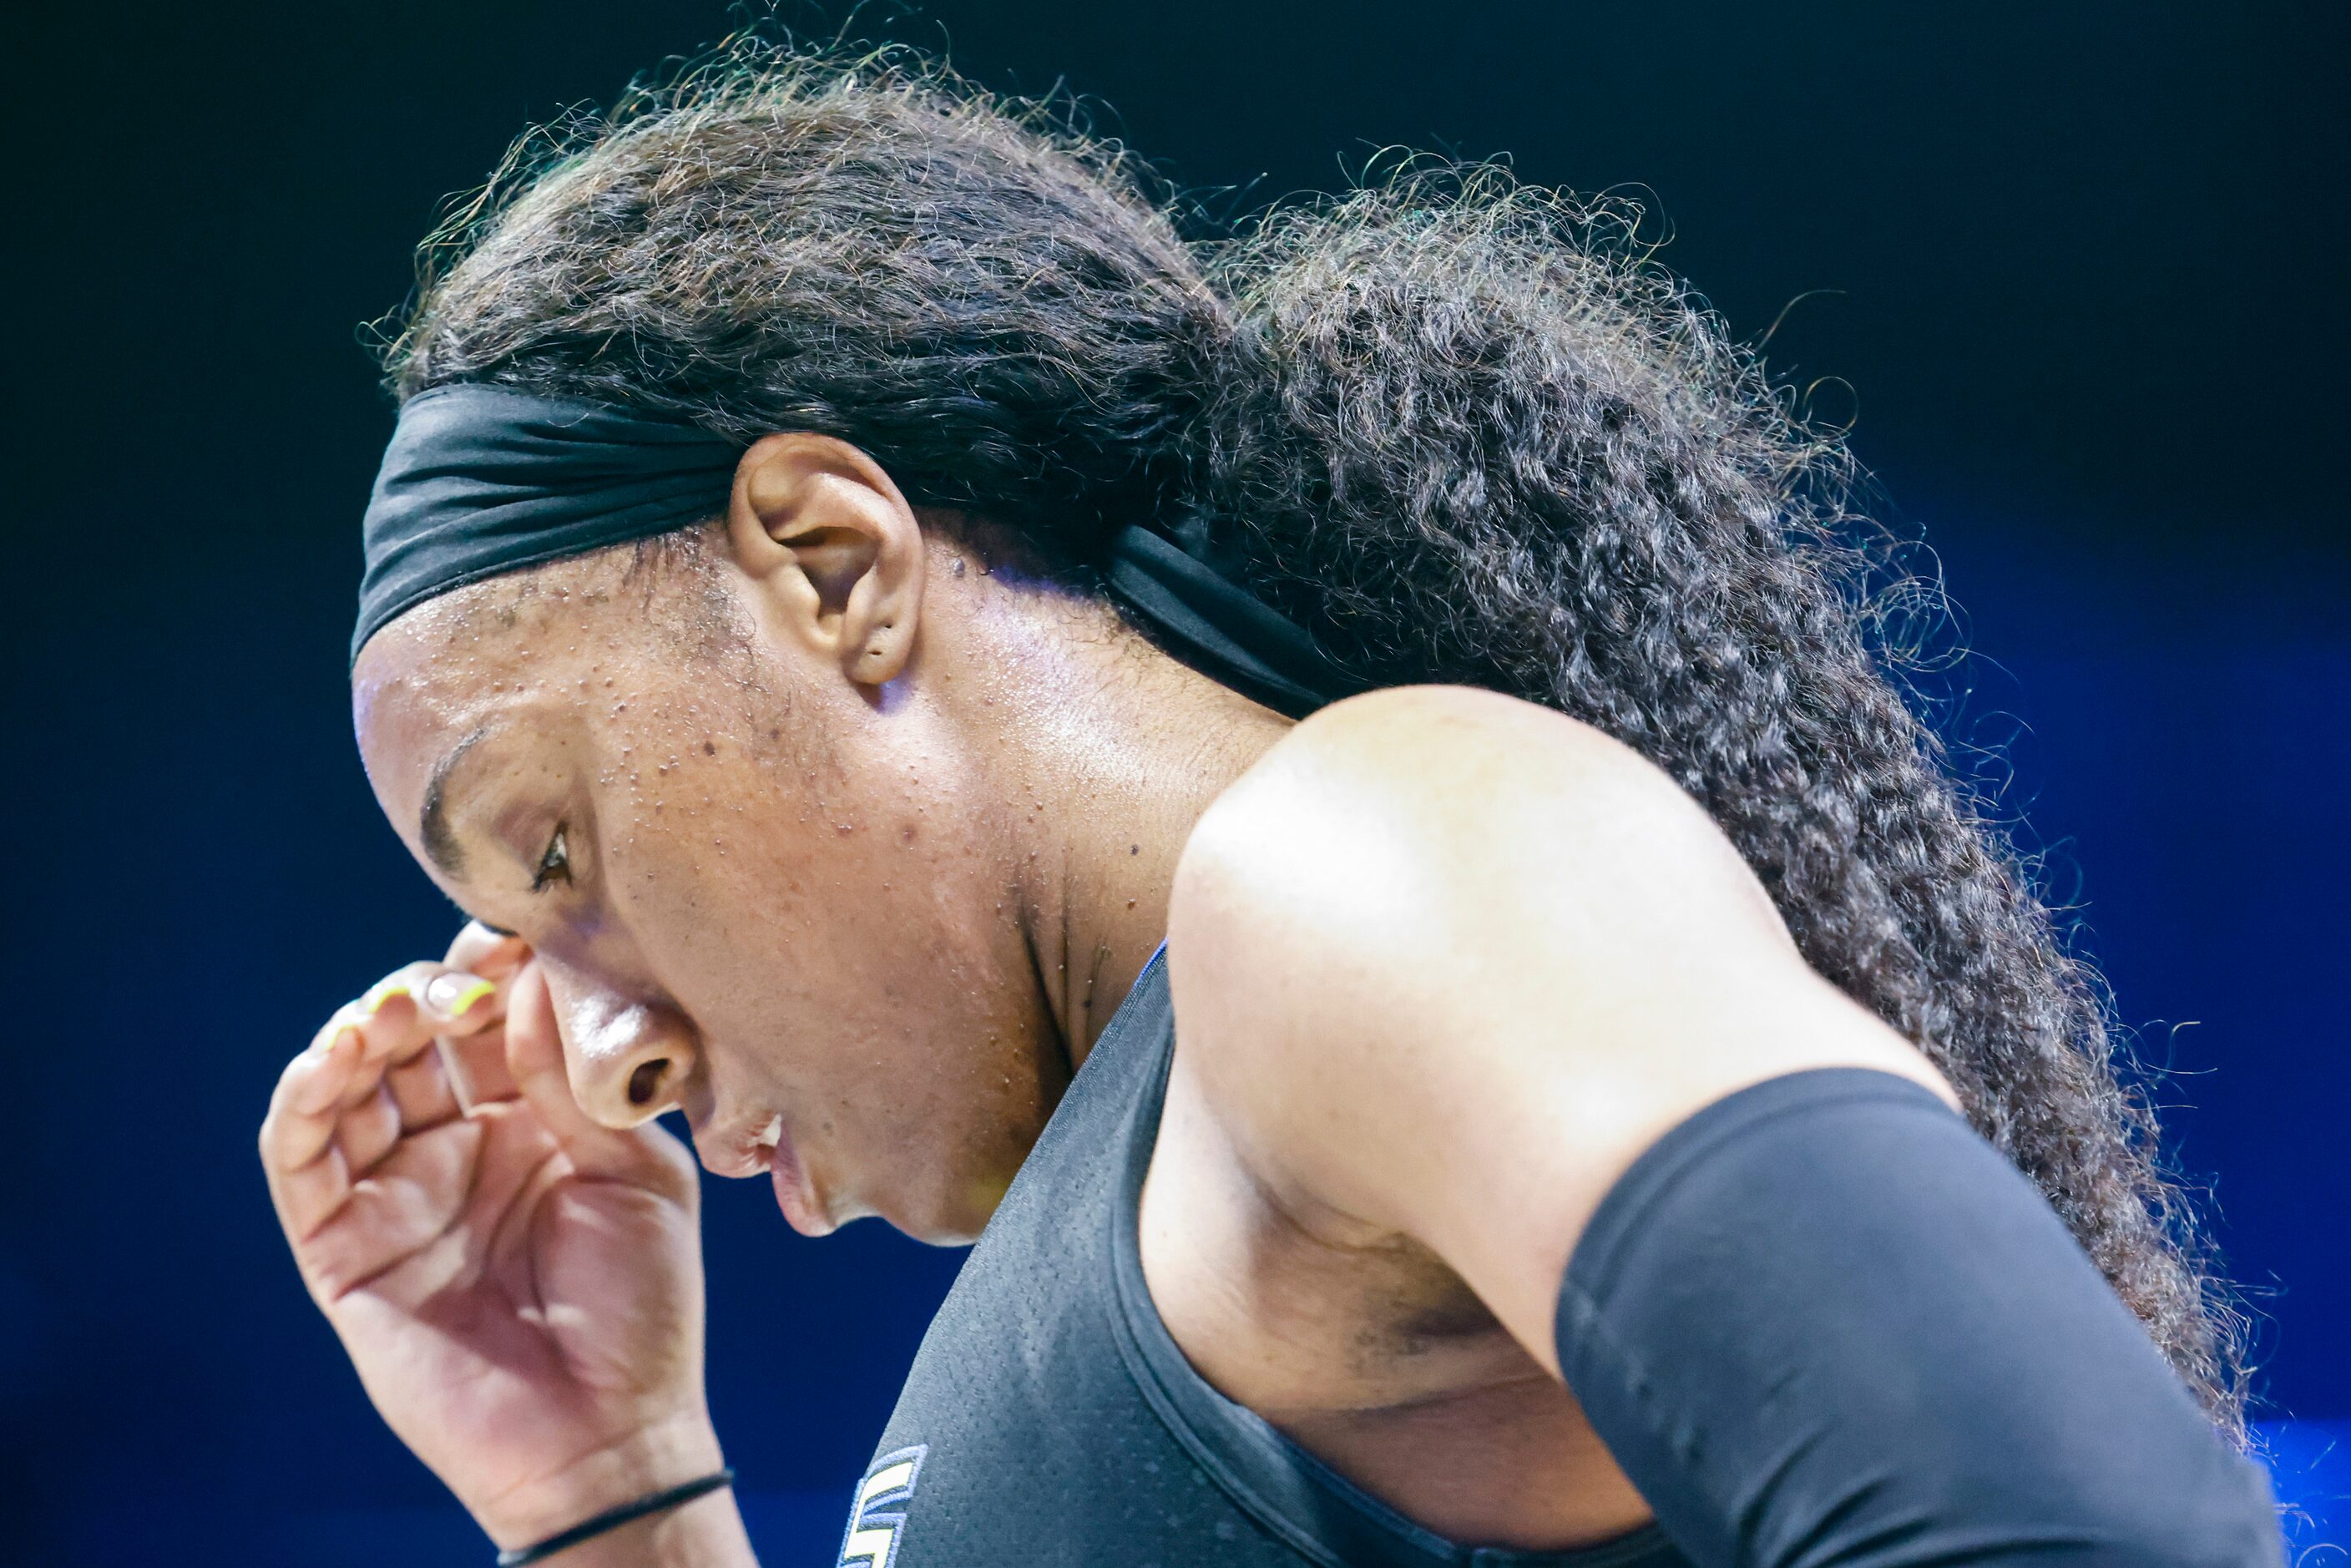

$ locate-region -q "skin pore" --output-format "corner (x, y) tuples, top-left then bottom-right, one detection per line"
(352, 433), (1293, 1242)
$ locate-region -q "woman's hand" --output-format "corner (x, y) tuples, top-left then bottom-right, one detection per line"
(260, 924), (751, 1560)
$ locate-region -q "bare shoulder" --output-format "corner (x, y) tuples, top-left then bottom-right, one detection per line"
(1163, 682), (1953, 1343)
(1198, 682), (1675, 826)
(1170, 684), (1767, 1007)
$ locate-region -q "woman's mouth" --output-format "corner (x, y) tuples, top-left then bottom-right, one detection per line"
(767, 1127), (834, 1237)
(695, 1108), (836, 1236)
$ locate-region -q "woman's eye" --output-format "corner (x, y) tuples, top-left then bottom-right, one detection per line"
(530, 825), (573, 893)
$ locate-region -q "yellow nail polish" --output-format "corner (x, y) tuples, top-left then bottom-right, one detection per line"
(432, 976), (496, 1016)
(361, 980), (412, 1016)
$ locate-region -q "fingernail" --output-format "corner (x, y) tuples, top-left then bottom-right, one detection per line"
(314, 1021), (360, 1060)
(360, 980), (412, 1017)
(425, 974), (495, 1017)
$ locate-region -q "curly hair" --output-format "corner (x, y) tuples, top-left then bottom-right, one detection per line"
(384, 35), (2248, 1432)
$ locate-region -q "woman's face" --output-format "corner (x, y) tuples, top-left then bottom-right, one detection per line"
(351, 539), (1065, 1243)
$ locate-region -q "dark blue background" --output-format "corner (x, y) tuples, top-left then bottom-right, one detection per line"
(5, 2), (2343, 1560)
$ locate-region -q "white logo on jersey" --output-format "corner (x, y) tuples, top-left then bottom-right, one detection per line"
(837, 1445), (928, 1568)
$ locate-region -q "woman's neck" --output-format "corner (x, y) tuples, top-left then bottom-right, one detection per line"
(938, 569), (1295, 1065)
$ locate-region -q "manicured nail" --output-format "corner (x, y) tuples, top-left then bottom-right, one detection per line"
(360, 979), (412, 1016)
(425, 974), (495, 1017)
(308, 1021), (359, 1063)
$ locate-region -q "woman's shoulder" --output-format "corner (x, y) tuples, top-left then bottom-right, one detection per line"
(1159, 684), (1951, 1361)
(1221, 683), (1696, 826)
(1261, 682), (1636, 776)
(1177, 682), (1727, 927)
(1160, 675), (1813, 1165)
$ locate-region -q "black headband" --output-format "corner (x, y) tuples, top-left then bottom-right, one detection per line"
(354, 382), (1365, 719)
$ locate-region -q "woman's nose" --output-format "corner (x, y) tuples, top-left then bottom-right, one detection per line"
(538, 964), (698, 1129)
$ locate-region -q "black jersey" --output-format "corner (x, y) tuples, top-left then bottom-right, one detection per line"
(835, 945), (1687, 1568)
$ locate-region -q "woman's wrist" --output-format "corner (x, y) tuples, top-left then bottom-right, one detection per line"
(469, 1412), (731, 1553)
(518, 1482), (757, 1568)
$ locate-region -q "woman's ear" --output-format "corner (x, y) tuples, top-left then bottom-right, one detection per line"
(725, 432), (925, 687)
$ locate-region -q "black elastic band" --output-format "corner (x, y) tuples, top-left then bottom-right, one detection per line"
(1101, 519), (1366, 719)
(493, 1469), (736, 1565)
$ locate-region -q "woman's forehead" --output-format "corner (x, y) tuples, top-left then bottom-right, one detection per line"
(354, 567), (756, 800)
(357, 559), (666, 702)
(352, 600), (597, 798)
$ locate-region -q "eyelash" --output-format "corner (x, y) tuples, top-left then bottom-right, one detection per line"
(530, 824), (574, 893)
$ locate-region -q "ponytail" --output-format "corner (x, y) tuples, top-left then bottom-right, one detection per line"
(1187, 176), (2243, 1427)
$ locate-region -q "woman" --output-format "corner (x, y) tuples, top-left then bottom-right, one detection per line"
(260, 46), (2280, 1568)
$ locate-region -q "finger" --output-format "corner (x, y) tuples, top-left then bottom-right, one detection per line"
(276, 1025), (365, 1145)
(440, 1029), (520, 1110)
(445, 920), (532, 978)
(331, 959), (500, 1053)
(280, 976), (464, 1164)
(437, 928), (528, 1110)
(265, 959), (500, 1211)
(503, 961), (675, 1185)
(274, 1141), (353, 1242)
(386, 1044), (462, 1133)
(326, 965), (506, 1138)
(264, 1031), (368, 1238)
(302, 1116), (493, 1302)
(323, 963), (443, 1069)
(263, 1035), (361, 1221)
(336, 1080), (404, 1178)
(340, 962), (505, 1073)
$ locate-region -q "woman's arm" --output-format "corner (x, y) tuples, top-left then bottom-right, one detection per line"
(1167, 684), (2278, 1567)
